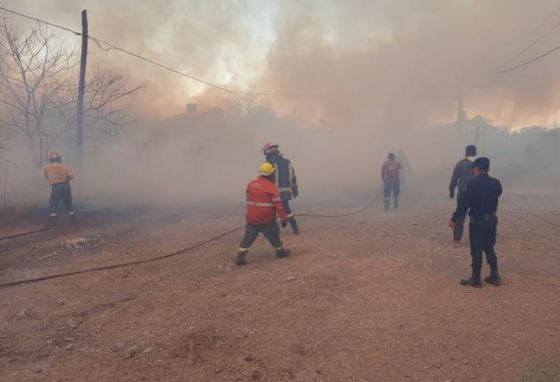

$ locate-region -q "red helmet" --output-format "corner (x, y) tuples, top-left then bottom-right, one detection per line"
(262, 142), (279, 154)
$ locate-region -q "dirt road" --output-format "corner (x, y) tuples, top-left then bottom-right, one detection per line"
(1, 192), (559, 381)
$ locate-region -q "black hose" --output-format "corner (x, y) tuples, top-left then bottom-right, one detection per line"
(0, 227), (50, 241)
(0, 225), (244, 289)
(0, 186), (385, 289)
(296, 186), (383, 218)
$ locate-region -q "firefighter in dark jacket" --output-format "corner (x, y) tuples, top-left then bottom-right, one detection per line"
(449, 145), (477, 246)
(43, 152), (75, 225)
(263, 143), (300, 234)
(449, 157), (503, 288)
(236, 162), (290, 266)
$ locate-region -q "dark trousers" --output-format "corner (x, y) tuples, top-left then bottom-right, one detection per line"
(383, 181), (400, 200)
(239, 221), (283, 252)
(453, 192), (468, 241)
(49, 182), (73, 215)
(469, 214), (498, 278)
(281, 199), (300, 233)
(383, 180), (400, 209)
(282, 200), (293, 217)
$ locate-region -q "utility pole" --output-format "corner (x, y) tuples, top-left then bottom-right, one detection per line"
(76, 9), (88, 163)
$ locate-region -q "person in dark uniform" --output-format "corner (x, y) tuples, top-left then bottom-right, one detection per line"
(449, 157), (503, 287)
(449, 145), (477, 246)
(263, 143), (300, 234)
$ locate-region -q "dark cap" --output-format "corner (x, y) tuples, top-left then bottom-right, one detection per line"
(472, 157), (490, 171)
(465, 145), (477, 156)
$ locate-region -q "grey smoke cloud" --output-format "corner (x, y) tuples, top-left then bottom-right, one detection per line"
(2, 0), (560, 127)
(1, 0), (559, 213)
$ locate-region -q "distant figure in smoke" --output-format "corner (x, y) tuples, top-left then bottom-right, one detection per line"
(263, 143), (300, 234)
(449, 157), (503, 287)
(236, 162), (290, 266)
(396, 149), (411, 191)
(448, 145), (477, 246)
(381, 153), (402, 210)
(43, 152), (75, 225)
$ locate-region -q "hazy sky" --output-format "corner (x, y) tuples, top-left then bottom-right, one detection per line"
(3, 0), (560, 129)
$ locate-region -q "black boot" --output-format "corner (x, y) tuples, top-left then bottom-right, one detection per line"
(288, 217), (300, 234)
(235, 252), (247, 266)
(460, 276), (482, 287)
(384, 200), (390, 211)
(393, 199), (399, 209)
(485, 262), (501, 286)
(276, 248), (290, 258)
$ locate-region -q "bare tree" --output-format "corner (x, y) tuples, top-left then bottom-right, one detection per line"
(0, 19), (141, 167)
(73, 67), (141, 145)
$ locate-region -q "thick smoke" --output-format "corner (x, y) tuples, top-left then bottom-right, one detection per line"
(1, 1), (559, 212)
(2, 0), (560, 125)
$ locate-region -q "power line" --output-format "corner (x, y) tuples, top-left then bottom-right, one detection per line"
(0, 5), (282, 96)
(500, 5), (560, 69)
(0, 5), (81, 36)
(526, 4), (560, 35)
(499, 43), (560, 73)
(89, 37), (237, 94)
(502, 18), (560, 68)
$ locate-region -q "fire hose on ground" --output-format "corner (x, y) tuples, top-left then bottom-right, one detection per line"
(0, 187), (384, 289)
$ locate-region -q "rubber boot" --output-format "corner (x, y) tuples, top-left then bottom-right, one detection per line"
(235, 252), (247, 266)
(276, 248), (290, 258)
(384, 200), (390, 211)
(288, 217), (300, 234)
(485, 261), (501, 286)
(393, 199), (399, 209)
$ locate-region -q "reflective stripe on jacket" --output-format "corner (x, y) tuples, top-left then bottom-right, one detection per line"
(246, 177), (287, 225)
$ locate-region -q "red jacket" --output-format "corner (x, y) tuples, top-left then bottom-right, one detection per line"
(246, 177), (287, 225)
(382, 160), (402, 182)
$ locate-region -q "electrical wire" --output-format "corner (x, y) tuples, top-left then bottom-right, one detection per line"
(0, 5), (347, 97)
(0, 6), (81, 36)
(0, 6), (242, 94)
(502, 17), (560, 67)
(499, 43), (560, 73)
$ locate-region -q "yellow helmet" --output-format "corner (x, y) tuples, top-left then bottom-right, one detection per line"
(258, 162), (275, 176)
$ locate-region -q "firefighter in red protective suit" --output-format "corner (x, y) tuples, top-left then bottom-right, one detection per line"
(236, 162), (290, 266)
